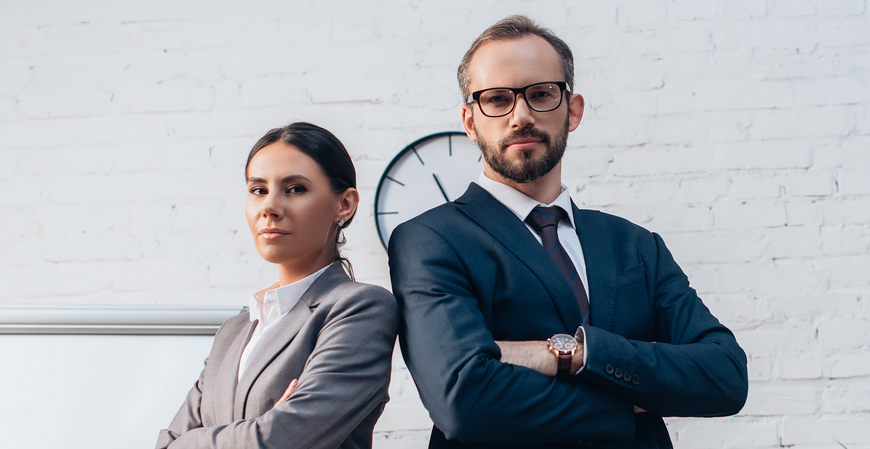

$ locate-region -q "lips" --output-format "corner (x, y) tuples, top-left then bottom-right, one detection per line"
(505, 138), (542, 151)
(259, 228), (289, 240)
(499, 127), (551, 152)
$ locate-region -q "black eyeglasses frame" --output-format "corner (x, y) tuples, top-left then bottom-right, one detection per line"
(468, 81), (570, 118)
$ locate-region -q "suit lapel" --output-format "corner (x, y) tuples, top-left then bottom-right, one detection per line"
(214, 319), (256, 423)
(456, 184), (583, 331)
(572, 205), (617, 331)
(232, 262), (350, 420)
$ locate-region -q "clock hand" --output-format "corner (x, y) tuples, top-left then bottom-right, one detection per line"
(432, 174), (450, 202)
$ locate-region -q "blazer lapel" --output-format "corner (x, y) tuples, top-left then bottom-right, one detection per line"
(213, 319), (256, 424)
(232, 262), (350, 420)
(572, 205), (617, 331)
(456, 184), (583, 331)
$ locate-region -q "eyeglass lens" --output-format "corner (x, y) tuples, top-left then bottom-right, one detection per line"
(478, 83), (563, 117)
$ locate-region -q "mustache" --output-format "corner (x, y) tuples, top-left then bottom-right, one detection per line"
(499, 127), (551, 150)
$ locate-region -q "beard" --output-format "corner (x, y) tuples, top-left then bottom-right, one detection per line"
(475, 117), (569, 184)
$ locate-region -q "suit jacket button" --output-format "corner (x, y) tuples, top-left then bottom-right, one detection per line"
(605, 364), (615, 375)
(623, 372), (632, 382)
(614, 368), (622, 378)
(632, 374), (641, 385)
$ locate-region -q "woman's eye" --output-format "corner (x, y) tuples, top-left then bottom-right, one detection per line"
(249, 187), (266, 195)
(288, 185), (307, 194)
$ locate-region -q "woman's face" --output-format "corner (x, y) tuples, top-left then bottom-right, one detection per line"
(245, 142), (352, 274)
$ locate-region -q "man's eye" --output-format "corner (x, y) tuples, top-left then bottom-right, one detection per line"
(529, 90), (553, 99)
(484, 95), (512, 104)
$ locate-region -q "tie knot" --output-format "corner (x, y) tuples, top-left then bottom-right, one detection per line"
(525, 206), (564, 233)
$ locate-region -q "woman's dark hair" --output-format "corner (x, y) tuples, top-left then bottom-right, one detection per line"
(245, 122), (357, 278)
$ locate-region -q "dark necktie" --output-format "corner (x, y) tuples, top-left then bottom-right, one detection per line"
(525, 206), (590, 325)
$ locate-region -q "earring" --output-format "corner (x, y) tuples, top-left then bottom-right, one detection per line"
(338, 219), (346, 228)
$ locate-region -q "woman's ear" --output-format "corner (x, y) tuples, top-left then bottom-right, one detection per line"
(336, 187), (360, 224)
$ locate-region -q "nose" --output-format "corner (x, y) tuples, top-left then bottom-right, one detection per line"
(509, 93), (536, 129)
(260, 193), (283, 220)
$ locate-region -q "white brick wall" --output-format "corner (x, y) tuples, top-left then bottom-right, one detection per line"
(1, 1), (868, 448)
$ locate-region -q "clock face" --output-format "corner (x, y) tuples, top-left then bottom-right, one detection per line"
(375, 132), (483, 249)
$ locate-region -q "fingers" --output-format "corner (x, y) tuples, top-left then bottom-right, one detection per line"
(273, 379), (298, 408)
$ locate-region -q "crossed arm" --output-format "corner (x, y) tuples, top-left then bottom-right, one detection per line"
(156, 286), (398, 449)
(389, 222), (637, 445)
(495, 339), (646, 413)
(389, 221), (747, 445)
(495, 232), (747, 419)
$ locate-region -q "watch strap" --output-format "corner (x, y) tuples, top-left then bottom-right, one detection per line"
(555, 351), (572, 379)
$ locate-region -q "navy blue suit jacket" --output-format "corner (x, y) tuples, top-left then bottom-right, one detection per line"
(388, 183), (748, 448)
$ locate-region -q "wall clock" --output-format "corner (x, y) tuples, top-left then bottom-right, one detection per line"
(374, 131), (483, 249)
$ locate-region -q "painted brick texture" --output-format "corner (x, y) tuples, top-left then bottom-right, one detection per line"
(1, 1), (868, 448)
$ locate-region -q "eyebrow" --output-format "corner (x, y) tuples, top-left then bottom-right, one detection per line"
(247, 174), (312, 184)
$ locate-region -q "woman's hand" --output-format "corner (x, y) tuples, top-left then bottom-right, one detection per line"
(273, 379), (298, 408)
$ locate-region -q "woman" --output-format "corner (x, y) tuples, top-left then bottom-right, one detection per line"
(156, 122), (398, 449)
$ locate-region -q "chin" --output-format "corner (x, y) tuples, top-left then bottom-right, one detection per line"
(256, 248), (290, 265)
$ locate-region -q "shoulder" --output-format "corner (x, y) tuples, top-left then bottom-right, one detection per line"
(388, 203), (464, 253)
(389, 184), (498, 249)
(392, 183), (491, 236)
(332, 280), (395, 302)
(575, 207), (657, 241)
(320, 280), (398, 316)
(311, 280), (399, 340)
(575, 208), (678, 272)
(402, 201), (465, 230)
(208, 308), (250, 351)
(216, 309), (250, 335)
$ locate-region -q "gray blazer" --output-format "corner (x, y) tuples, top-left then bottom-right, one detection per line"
(156, 262), (398, 449)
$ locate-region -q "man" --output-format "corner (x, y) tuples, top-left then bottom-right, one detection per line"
(388, 15), (748, 449)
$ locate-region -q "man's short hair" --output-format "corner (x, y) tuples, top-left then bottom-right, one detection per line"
(457, 15), (575, 103)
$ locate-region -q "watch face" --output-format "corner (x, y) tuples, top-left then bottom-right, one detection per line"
(375, 132), (483, 249)
(550, 334), (577, 352)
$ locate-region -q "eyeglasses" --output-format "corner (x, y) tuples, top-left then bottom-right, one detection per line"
(468, 81), (569, 118)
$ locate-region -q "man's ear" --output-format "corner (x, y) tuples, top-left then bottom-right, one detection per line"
(462, 104), (477, 142)
(567, 94), (585, 132)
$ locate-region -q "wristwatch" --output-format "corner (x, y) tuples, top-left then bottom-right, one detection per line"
(548, 333), (578, 379)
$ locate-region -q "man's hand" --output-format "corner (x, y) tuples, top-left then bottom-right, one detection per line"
(496, 340), (647, 414)
(272, 379), (298, 408)
(495, 338), (585, 376)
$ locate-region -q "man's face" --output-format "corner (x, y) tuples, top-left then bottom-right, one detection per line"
(476, 108), (570, 184)
(462, 35), (583, 185)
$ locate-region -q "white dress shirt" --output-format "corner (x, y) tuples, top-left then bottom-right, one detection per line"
(476, 173), (589, 299)
(475, 172), (590, 369)
(238, 264), (331, 381)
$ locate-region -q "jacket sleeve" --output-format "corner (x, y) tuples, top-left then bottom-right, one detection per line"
(576, 232), (748, 417)
(389, 221), (637, 445)
(160, 285), (398, 449)
(156, 318), (234, 449)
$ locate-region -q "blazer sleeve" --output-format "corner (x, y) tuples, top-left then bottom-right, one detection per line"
(576, 232), (749, 417)
(156, 318), (236, 449)
(160, 284), (398, 449)
(389, 220), (637, 445)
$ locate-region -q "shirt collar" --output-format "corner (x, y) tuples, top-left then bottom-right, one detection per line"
(476, 172), (576, 228)
(247, 264), (331, 324)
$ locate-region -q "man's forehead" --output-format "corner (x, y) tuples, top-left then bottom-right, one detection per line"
(467, 35), (563, 91)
